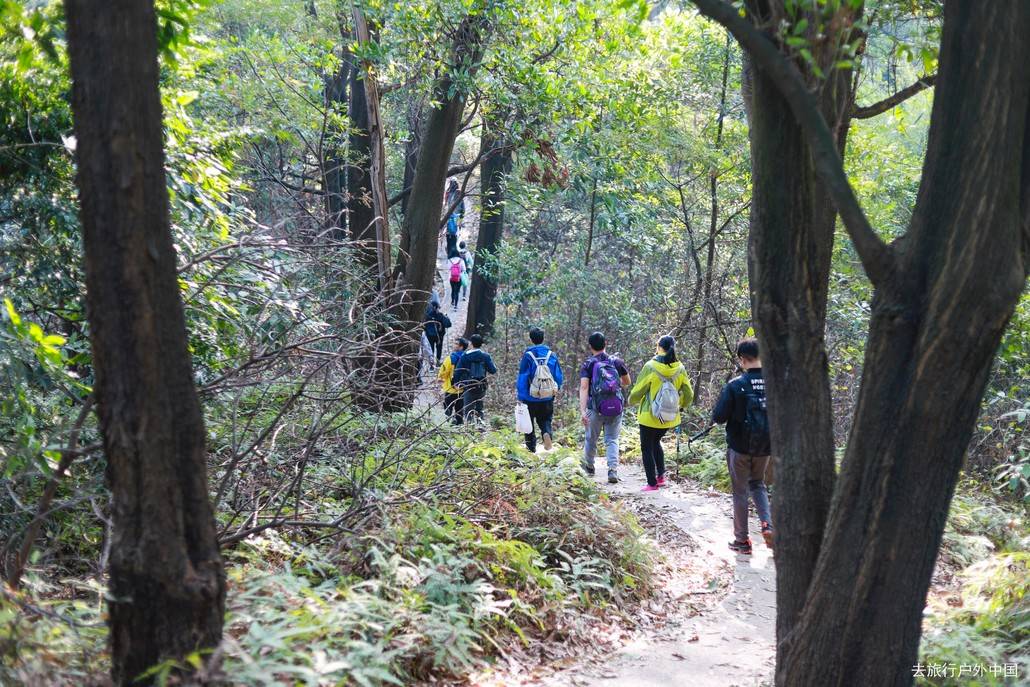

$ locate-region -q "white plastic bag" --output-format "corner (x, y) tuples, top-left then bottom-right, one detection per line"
(515, 403), (533, 434)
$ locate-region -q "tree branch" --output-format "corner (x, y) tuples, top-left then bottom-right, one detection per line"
(690, 0), (896, 287)
(388, 159), (484, 208)
(852, 73), (937, 119)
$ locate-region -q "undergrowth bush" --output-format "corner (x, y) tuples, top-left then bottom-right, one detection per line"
(1, 428), (656, 685)
(919, 553), (1030, 686)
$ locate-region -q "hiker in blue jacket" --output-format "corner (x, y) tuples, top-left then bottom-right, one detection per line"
(516, 327), (564, 452)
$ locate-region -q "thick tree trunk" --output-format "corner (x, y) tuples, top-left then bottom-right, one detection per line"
(63, 1), (225, 683)
(465, 132), (512, 337)
(323, 66), (347, 239)
(397, 14), (485, 324)
(351, 8), (390, 287)
(746, 5), (858, 648)
(346, 50), (378, 273)
(780, 4), (1030, 684)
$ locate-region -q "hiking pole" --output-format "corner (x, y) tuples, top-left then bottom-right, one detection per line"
(689, 425), (714, 443)
(686, 424), (714, 462)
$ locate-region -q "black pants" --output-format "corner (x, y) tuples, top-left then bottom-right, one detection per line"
(444, 392), (464, 424)
(445, 232), (457, 255)
(427, 336), (443, 365)
(449, 280), (461, 308)
(462, 383), (487, 423)
(524, 400), (554, 451)
(639, 425), (669, 487)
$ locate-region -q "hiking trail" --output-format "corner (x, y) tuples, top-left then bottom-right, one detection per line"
(414, 203), (476, 414)
(473, 454), (776, 687)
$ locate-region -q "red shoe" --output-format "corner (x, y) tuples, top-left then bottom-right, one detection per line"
(656, 475), (667, 487)
(641, 484), (660, 492)
(761, 522), (775, 552)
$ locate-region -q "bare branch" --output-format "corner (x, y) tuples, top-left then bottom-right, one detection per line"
(852, 73), (937, 119)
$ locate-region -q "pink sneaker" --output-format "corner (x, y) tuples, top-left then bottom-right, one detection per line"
(641, 484), (660, 492)
(656, 475), (666, 487)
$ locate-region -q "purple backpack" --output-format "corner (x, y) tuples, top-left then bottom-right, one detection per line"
(590, 357), (624, 417)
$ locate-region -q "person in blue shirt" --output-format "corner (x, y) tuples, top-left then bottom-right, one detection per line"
(453, 334), (498, 424)
(516, 327), (564, 452)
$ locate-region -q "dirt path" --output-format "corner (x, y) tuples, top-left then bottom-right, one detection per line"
(565, 459), (776, 687)
(474, 452), (776, 687)
(414, 208), (476, 413)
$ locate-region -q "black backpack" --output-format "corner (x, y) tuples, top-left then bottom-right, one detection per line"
(458, 353), (487, 389)
(741, 376), (771, 456)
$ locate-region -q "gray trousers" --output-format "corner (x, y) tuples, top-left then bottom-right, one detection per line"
(582, 410), (622, 472)
(727, 448), (772, 542)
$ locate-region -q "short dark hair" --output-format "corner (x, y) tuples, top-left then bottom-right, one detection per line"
(470, 334), (484, 348)
(529, 327), (544, 345)
(456, 337), (470, 349)
(588, 331), (606, 351)
(736, 337), (759, 360)
(459, 241), (467, 249)
(448, 248), (459, 259)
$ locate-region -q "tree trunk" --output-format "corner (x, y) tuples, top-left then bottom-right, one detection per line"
(780, 4), (1029, 684)
(346, 45), (377, 273)
(465, 131), (512, 337)
(63, 1), (225, 683)
(397, 13), (485, 324)
(351, 8), (390, 287)
(741, 0), (861, 650)
(323, 64), (347, 239)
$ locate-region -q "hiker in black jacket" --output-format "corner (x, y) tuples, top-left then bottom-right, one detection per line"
(453, 334), (497, 423)
(423, 302), (451, 367)
(712, 337), (773, 555)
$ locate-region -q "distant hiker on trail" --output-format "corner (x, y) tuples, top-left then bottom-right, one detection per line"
(444, 213), (460, 256)
(423, 301), (451, 367)
(447, 249), (466, 311)
(516, 327), (564, 452)
(446, 178), (464, 221)
(579, 331), (631, 483)
(712, 337), (773, 555)
(458, 241), (473, 300)
(453, 334), (497, 423)
(439, 337), (469, 425)
(628, 335), (693, 492)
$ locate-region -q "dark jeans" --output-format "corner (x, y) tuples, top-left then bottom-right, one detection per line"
(449, 280), (461, 308)
(445, 232), (457, 255)
(462, 383), (487, 423)
(727, 448), (772, 542)
(427, 335), (443, 365)
(444, 392), (464, 425)
(523, 400), (554, 451)
(639, 425), (669, 487)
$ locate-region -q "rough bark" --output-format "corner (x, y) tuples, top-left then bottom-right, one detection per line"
(351, 8), (390, 287)
(781, 4), (1029, 684)
(323, 64), (347, 239)
(465, 131), (512, 337)
(397, 13), (485, 324)
(742, 0), (861, 647)
(63, 1), (225, 683)
(346, 46), (377, 272)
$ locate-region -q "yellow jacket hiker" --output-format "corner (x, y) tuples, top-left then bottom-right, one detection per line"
(628, 359), (694, 429)
(439, 337), (469, 424)
(628, 335), (693, 490)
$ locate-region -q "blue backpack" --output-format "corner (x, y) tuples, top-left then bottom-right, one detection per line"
(446, 215), (459, 236)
